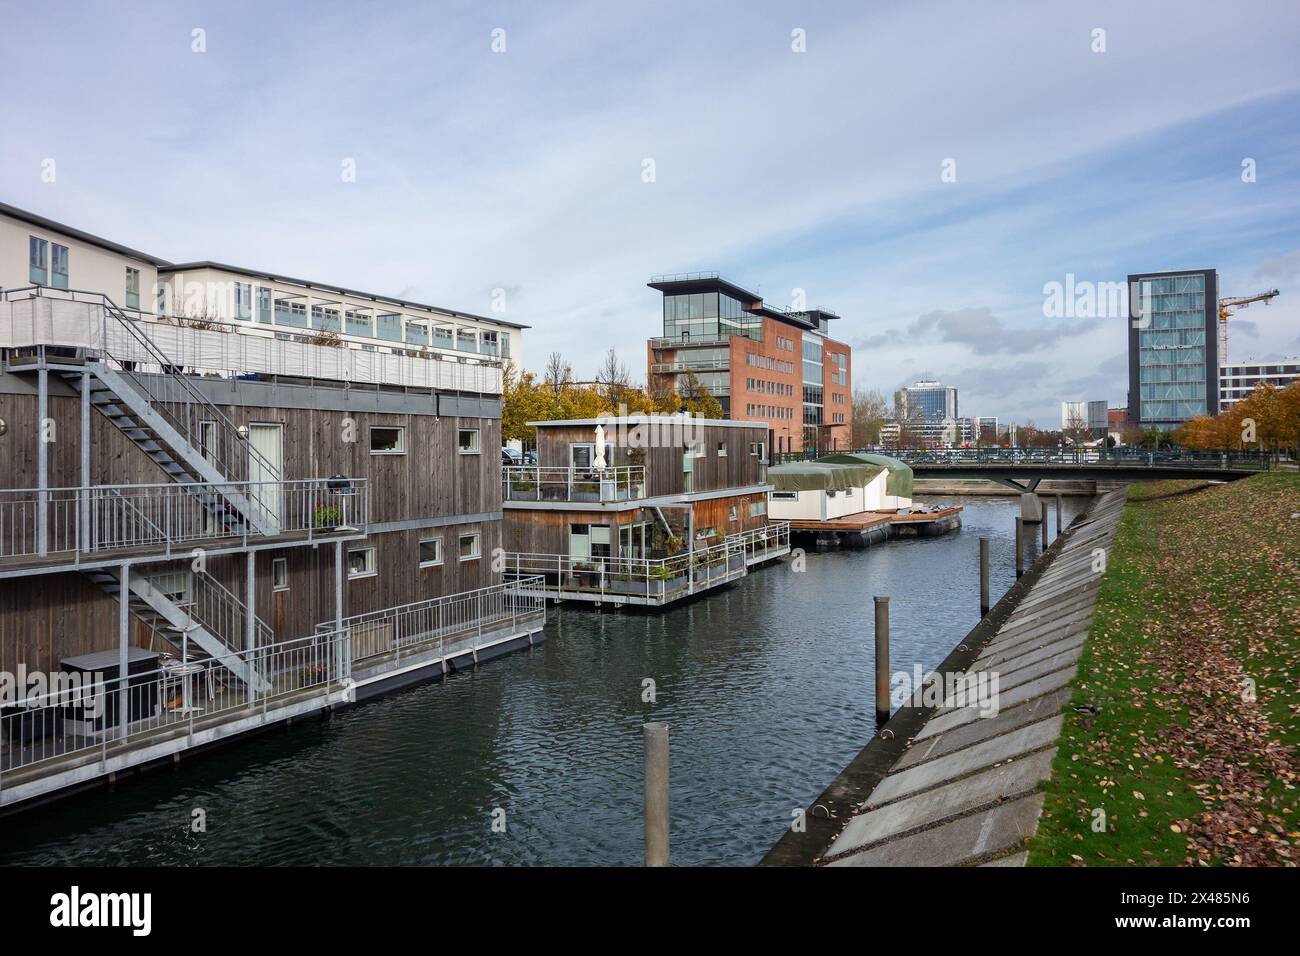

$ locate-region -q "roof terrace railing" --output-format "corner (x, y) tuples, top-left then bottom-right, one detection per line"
(503, 465), (646, 503)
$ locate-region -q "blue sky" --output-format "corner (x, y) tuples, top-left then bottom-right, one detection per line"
(2, 0), (1299, 425)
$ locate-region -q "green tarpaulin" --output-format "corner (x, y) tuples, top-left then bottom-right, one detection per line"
(815, 453), (914, 498)
(769, 461), (884, 493)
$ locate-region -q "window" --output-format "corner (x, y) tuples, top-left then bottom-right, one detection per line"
(772, 491), (798, 501)
(272, 557), (289, 591)
(29, 237), (48, 284)
(312, 305), (340, 332)
(370, 426), (405, 454)
(458, 532), (481, 561)
(51, 243), (69, 289)
(728, 504), (738, 521)
(749, 442), (766, 459)
(458, 428), (481, 454)
(419, 538), (444, 567)
(234, 283), (252, 320)
(570, 443), (594, 469)
(346, 309), (372, 337)
(275, 300), (307, 327)
(717, 441), (727, 457)
(590, 524), (612, 558)
(405, 321), (429, 346)
(750, 499), (767, 516)
(256, 287), (272, 323)
(376, 312), (403, 341)
(432, 325), (453, 349)
(347, 547), (376, 579)
(125, 268), (140, 309)
(456, 328), (477, 352)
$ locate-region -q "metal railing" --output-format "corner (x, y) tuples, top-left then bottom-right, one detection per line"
(0, 286), (503, 396)
(0, 478), (368, 563)
(505, 538), (747, 603)
(773, 446), (1279, 469)
(0, 629), (348, 789)
(726, 521), (791, 562)
(318, 578), (547, 667)
(503, 465), (646, 502)
(649, 359), (731, 373)
(189, 570), (275, 653)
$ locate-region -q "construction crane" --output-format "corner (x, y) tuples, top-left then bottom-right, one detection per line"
(1218, 288), (1280, 364)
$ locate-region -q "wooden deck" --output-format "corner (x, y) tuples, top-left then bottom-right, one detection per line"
(787, 506), (963, 533)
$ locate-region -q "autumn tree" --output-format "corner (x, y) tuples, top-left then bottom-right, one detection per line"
(851, 387), (889, 448)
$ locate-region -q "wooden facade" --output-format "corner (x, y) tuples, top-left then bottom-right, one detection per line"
(0, 375), (502, 672)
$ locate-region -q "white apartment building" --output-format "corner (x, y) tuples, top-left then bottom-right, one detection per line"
(1219, 359), (1300, 409)
(1, 202), (527, 376)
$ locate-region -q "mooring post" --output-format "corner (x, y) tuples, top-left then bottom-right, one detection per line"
(1014, 516), (1024, 578)
(979, 537), (990, 616)
(1040, 510), (1049, 549)
(874, 596), (890, 726)
(1055, 494), (1063, 540)
(644, 722), (670, 867)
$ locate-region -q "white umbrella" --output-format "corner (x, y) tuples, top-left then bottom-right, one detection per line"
(593, 424), (607, 471)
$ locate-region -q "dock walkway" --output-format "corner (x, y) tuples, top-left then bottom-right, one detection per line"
(763, 486), (1127, 866)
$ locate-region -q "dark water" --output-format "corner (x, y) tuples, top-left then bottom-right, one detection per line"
(0, 496), (1086, 867)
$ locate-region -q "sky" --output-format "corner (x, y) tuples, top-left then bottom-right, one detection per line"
(2, 0), (1299, 426)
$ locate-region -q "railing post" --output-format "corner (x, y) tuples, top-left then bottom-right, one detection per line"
(118, 562), (131, 743)
(874, 595), (890, 727)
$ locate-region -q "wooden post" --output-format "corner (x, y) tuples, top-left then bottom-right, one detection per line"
(979, 537), (990, 616)
(1015, 517), (1024, 578)
(874, 596), (890, 726)
(1055, 494), (1063, 539)
(644, 722), (670, 866)
(1041, 511), (1049, 549)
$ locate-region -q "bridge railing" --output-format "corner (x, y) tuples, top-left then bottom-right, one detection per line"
(773, 446), (1278, 469)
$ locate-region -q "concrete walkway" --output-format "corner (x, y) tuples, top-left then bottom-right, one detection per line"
(765, 486), (1129, 867)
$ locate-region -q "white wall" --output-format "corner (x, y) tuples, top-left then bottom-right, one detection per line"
(1, 213), (159, 313)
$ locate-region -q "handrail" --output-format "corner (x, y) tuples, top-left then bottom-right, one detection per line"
(502, 465), (646, 502)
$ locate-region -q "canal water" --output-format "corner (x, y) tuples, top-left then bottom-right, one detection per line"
(0, 495), (1088, 867)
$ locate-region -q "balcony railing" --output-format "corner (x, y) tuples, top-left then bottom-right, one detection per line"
(504, 538), (747, 603)
(649, 359), (731, 373)
(0, 478), (368, 565)
(503, 465), (646, 503)
(726, 521), (791, 563)
(319, 578), (547, 667)
(0, 287), (503, 395)
(0, 628), (348, 789)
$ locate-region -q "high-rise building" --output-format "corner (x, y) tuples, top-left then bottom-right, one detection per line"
(1219, 359), (1300, 409)
(1127, 269), (1219, 429)
(645, 273), (852, 455)
(1061, 400), (1109, 433)
(896, 379), (958, 421)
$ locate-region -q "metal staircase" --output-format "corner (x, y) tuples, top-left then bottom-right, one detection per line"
(84, 567), (273, 694)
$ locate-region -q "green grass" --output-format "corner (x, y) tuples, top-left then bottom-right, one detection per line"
(1028, 474), (1300, 866)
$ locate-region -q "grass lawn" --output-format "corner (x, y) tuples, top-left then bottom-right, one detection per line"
(1028, 473), (1300, 866)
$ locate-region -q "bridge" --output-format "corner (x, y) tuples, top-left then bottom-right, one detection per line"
(778, 448), (1277, 493)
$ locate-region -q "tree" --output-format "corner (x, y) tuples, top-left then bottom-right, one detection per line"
(543, 351), (572, 395)
(678, 370), (724, 419)
(851, 387), (889, 448)
(595, 348), (632, 408)
(1062, 407), (1092, 446)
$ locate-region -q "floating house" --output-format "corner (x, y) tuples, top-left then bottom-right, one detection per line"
(768, 453), (959, 546)
(0, 202), (544, 813)
(502, 415), (790, 606)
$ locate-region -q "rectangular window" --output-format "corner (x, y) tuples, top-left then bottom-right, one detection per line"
(405, 321), (429, 346)
(51, 243), (69, 289)
(376, 312), (403, 341)
(456, 328), (477, 352)
(272, 557), (289, 591)
(458, 532), (481, 561)
(750, 499), (767, 516)
(234, 283), (252, 320)
(458, 428), (481, 454)
(275, 300), (308, 327)
(717, 441), (727, 457)
(728, 504), (738, 521)
(419, 537), (444, 567)
(29, 236), (48, 284)
(312, 305), (340, 332)
(431, 325), (453, 349)
(125, 267), (140, 309)
(346, 309), (372, 337)
(369, 426), (405, 454)
(771, 491), (798, 501)
(347, 547), (376, 579)
(256, 287), (272, 323)
(479, 330), (499, 356)
(570, 443), (594, 469)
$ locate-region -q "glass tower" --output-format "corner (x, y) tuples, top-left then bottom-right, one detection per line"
(1129, 270), (1217, 427)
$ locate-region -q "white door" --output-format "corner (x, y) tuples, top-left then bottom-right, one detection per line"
(248, 423), (283, 530)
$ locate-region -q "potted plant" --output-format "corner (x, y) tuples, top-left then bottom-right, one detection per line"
(314, 505), (342, 529)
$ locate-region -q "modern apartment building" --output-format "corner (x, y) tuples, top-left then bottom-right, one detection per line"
(645, 274), (851, 456)
(0, 202), (542, 812)
(1219, 359), (1300, 409)
(501, 415), (789, 606)
(1060, 400), (1108, 434)
(895, 379), (958, 422)
(1127, 269), (1219, 429)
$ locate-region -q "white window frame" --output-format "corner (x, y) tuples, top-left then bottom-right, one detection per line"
(458, 532), (481, 561)
(458, 428), (481, 455)
(347, 547), (377, 579)
(369, 425), (406, 455)
(419, 537), (444, 568)
(272, 557), (289, 591)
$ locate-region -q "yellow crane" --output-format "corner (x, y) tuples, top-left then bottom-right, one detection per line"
(1218, 288), (1280, 363)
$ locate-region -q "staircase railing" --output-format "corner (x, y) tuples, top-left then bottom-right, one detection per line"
(1, 286), (280, 496)
(189, 569), (275, 654)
